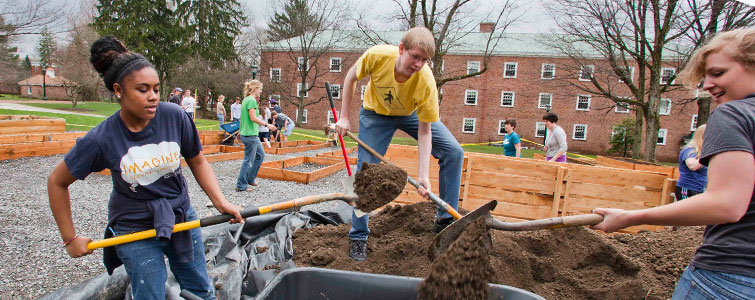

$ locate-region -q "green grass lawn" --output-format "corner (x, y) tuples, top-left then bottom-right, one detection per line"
(23, 101), (122, 116)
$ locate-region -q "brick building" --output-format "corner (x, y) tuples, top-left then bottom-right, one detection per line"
(260, 29), (702, 162)
(17, 68), (75, 100)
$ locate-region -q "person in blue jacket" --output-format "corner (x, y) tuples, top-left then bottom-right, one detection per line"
(675, 124), (707, 201)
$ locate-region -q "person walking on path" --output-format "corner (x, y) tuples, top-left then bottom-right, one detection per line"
(48, 36), (244, 300)
(543, 112), (567, 162)
(271, 110), (294, 147)
(181, 89), (196, 121)
(591, 28), (755, 299)
(501, 119), (521, 158)
(675, 124), (708, 201)
(216, 95), (227, 128)
(169, 87), (182, 105)
(334, 27), (464, 261)
(258, 98), (272, 148)
(236, 80), (276, 192)
(230, 97), (241, 122)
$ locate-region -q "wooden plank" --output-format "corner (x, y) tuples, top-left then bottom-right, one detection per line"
(463, 197), (551, 220)
(550, 166), (566, 217)
(204, 151), (245, 163)
(660, 178), (675, 206)
(306, 156), (342, 165)
(634, 164), (675, 178)
(566, 167), (667, 189)
(467, 170), (556, 194)
(0, 140), (76, 160)
(596, 155), (635, 169)
(561, 196), (654, 213)
(468, 156), (560, 179)
(464, 185), (553, 207)
(461, 157), (473, 203)
(307, 162), (346, 183)
(220, 145), (244, 153)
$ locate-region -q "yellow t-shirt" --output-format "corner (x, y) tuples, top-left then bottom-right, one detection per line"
(355, 45), (439, 123)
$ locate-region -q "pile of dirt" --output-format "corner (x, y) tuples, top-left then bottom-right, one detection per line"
(352, 162), (407, 212)
(293, 202), (703, 300)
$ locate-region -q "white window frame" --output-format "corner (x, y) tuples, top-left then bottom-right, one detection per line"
(611, 125), (625, 140)
(657, 129), (667, 145)
(296, 83), (308, 97)
(619, 66), (634, 83)
(535, 122), (546, 138)
(464, 90), (478, 105)
(500, 91), (515, 107)
(360, 85), (367, 100)
(615, 101), (630, 113)
(691, 114), (698, 131)
(541, 63), (555, 79)
(329, 57), (342, 72)
(327, 110), (340, 124)
(576, 95), (591, 111)
(503, 62), (518, 78)
(579, 65), (595, 81)
(329, 84), (341, 99)
(462, 118), (476, 133)
(538, 93), (552, 109)
(573, 124), (587, 140)
(660, 67), (676, 84)
(270, 68), (281, 82)
(297, 56), (309, 72)
(467, 61), (480, 75)
(498, 120), (506, 135)
(296, 108), (308, 124)
(27, 86), (32, 95)
(659, 98), (671, 115)
(270, 94), (281, 102)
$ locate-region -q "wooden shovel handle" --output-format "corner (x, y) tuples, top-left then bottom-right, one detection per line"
(487, 214), (604, 231)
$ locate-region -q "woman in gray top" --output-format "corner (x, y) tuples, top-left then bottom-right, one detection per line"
(543, 112), (567, 162)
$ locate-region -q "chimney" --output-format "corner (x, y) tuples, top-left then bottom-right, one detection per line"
(479, 22), (495, 33)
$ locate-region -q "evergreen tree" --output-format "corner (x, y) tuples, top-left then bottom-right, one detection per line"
(37, 27), (56, 69)
(176, 0), (246, 63)
(21, 55), (31, 70)
(267, 0), (317, 41)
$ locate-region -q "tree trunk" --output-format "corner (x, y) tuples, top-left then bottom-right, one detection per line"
(643, 94), (660, 162)
(696, 96), (712, 126)
(632, 110), (643, 159)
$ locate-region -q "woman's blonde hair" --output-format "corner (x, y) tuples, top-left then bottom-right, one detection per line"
(401, 27), (436, 57)
(677, 28), (755, 89)
(218, 95), (225, 101)
(683, 124), (706, 158)
(243, 80), (262, 97)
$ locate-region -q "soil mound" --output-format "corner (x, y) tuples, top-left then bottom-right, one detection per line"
(353, 162), (407, 212)
(292, 202), (703, 299)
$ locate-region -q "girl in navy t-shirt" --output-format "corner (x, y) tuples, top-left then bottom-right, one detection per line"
(48, 36), (243, 300)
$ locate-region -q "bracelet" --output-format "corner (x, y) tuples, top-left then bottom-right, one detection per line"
(62, 234), (78, 247)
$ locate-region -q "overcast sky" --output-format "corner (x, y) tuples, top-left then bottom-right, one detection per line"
(12, 0), (553, 58)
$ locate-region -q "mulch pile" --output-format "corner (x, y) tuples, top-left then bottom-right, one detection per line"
(293, 202), (703, 300)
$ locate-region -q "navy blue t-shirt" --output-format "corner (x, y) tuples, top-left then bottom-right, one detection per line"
(502, 132), (521, 157)
(676, 147), (707, 192)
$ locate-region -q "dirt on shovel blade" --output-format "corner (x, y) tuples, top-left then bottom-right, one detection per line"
(417, 217), (495, 300)
(353, 162), (408, 212)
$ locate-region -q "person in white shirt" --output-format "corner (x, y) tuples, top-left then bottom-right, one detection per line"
(230, 97), (242, 122)
(257, 98), (272, 148)
(181, 90), (196, 121)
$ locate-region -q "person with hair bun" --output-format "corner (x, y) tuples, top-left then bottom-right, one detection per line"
(236, 80), (275, 192)
(47, 36), (243, 300)
(592, 28), (755, 298)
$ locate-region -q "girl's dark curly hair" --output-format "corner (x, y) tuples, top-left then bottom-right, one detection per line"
(89, 36), (154, 92)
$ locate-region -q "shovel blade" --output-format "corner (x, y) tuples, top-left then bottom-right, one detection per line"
(427, 200), (497, 261)
(341, 176), (367, 217)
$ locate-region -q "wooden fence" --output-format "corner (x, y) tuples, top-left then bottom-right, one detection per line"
(595, 155), (678, 179)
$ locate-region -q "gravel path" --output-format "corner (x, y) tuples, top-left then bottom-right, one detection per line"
(0, 145), (356, 299)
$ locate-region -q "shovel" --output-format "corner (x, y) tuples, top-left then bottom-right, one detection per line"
(87, 193), (359, 250)
(427, 200), (604, 260)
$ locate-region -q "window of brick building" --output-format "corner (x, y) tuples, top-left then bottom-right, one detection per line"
(297, 83), (308, 97)
(659, 98), (671, 115)
(576, 95), (591, 111)
(541, 63), (555, 79)
(619, 66), (634, 83)
(500, 91), (514, 107)
(657, 129), (667, 145)
(27, 86), (32, 95)
(467, 61), (480, 75)
(297, 57), (309, 71)
(661, 67), (676, 84)
(615, 101), (630, 113)
(503, 62), (518, 78)
(498, 120), (507, 135)
(535, 122), (546, 138)
(462, 118), (476, 133)
(330, 84), (340, 99)
(270, 68), (281, 82)
(611, 126), (625, 140)
(270, 94), (281, 103)
(538, 93), (552, 109)
(573, 124), (587, 140)
(691, 115), (698, 131)
(579, 65), (594, 81)
(295, 109), (307, 124)
(327, 110), (340, 123)
(465, 90), (478, 105)
(330, 57), (341, 72)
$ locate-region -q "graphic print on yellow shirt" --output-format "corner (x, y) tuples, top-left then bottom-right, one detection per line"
(355, 45), (439, 123)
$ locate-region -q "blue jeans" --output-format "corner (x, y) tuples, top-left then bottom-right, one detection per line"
(349, 108), (464, 240)
(113, 206), (215, 300)
(236, 135), (264, 190)
(217, 115), (224, 128)
(672, 265), (755, 300)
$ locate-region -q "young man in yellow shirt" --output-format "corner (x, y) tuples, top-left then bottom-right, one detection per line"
(334, 27), (464, 261)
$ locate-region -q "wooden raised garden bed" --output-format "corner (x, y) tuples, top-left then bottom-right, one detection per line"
(0, 115), (66, 135)
(257, 156), (346, 183)
(315, 147), (357, 164)
(264, 140), (331, 155)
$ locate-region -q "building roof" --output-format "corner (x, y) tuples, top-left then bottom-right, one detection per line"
(18, 74), (74, 87)
(262, 30), (686, 60)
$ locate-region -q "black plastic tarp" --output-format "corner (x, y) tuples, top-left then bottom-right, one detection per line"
(40, 208), (350, 300)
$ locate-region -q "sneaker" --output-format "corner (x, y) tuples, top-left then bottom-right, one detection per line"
(349, 240), (368, 261)
(433, 217), (454, 233)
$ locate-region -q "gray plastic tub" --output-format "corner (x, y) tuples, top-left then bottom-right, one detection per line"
(255, 267), (545, 300)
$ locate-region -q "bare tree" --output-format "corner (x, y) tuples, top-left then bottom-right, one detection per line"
(55, 16), (105, 107)
(260, 0), (352, 125)
(0, 0), (68, 38)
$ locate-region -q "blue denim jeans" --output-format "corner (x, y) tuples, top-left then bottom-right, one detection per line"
(113, 206), (215, 300)
(217, 115), (224, 128)
(672, 265), (755, 300)
(236, 134), (265, 190)
(349, 108), (464, 240)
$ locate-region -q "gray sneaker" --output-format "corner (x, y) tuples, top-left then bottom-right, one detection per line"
(349, 240), (368, 261)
